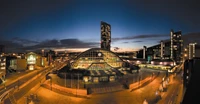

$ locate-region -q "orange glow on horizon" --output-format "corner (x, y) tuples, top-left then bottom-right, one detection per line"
(53, 48), (139, 52)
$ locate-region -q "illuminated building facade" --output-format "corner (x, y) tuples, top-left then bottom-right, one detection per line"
(9, 59), (27, 71)
(26, 52), (37, 70)
(0, 54), (6, 81)
(72, 48), (123, 69)
(71, 48), (124, 82)
(187, 43), (200, 59)
(101, 21), (111, 50)
(137, 41), (171, 60)
(170, 29), (183, 63)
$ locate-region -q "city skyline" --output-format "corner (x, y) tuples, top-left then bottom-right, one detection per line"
(0, 0), (200, 52)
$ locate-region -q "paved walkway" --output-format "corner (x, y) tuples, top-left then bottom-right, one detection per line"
(157, 73), (183, 104)
(17, 83), (85, 104)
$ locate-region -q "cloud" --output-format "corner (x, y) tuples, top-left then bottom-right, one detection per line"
(39, 39), (60, 47)
(132, 40), (143, 43)
(123, 42), (129, 44)
(2, 32), (200, 53)
(0, 40), (23, 48)
(19, 38), (99, 52)
(112, 34), (168, 41)
(60, 39), (99, 48)
(0, 38), (100, 53)
(12, 37), (39, 46)
(0, 40), (24, 53)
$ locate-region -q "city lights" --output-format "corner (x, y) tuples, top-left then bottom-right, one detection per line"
(0, 1), (198, 103)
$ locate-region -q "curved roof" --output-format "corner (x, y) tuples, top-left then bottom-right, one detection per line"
(71, 48), (124, 70)
(74, 48), (123, 61)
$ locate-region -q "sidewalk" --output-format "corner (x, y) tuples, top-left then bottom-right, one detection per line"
(17, 83), (85, 104)
(130, 73), (158, 92)
(157, 74), (182, 104)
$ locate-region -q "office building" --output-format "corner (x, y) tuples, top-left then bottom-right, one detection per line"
(101, 21), (111, 50)
(137, 41), (171, 60)
(9, 59), (27, 71)
(0, 55), (6, 81)
(170, 29), (183, 63)
(188, 43), (200, 59)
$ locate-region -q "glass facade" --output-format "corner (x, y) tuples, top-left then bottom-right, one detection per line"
(71, 48), (123, 70)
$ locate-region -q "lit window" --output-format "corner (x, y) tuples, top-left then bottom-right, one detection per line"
(0, 67), (5, 70)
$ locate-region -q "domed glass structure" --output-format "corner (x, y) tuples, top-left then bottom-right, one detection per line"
(71, 48), (123, 70)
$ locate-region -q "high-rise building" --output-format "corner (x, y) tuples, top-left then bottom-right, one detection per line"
(187, 43), (200, 59)
(136, 41), (171, 60)
(170, 29), (183, 63)
(101, 21), (111, 50)
(0, 55), (6, 81)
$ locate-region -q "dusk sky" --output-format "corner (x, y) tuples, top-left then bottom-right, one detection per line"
(0, 0), (200, 52)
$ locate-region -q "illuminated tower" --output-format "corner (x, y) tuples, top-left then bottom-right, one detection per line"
(170, 29), (183, 63)
(101, 21), (111, 50)
(160, 40), (164, 59)
(188, 43), (197, 59)
(143, 46), (147, 59)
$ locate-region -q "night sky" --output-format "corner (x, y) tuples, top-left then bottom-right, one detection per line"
(0, 0), (200, 52)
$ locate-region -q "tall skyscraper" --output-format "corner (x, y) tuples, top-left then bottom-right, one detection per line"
(101, 21), (111, 50)
(170, 29), (183, 63)
(160, 40), (164, 59)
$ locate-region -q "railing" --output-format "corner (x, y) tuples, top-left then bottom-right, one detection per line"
(0, 88), (14, 103)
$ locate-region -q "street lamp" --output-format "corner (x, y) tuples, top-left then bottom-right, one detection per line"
(184, 54), (187, 57)
(184, 48), (187, 51)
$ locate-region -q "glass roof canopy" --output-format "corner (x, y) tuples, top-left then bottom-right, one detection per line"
(71, 48), (123, 70)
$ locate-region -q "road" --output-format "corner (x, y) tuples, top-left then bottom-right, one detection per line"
(157, 63), (183, 104)
(81, 70), (165, 104)
(15, 67), (166, 104)
(1, 61), (67, 103)
(10, 64), (183, 104)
